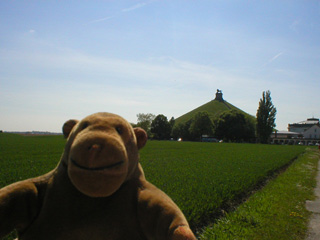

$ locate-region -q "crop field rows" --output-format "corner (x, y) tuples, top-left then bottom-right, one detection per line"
(140, 141), (305, 229)
(0, 133), (306, 238)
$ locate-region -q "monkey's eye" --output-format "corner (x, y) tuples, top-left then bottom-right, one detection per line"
(81, 122), (89, 130)
(115, 126), (123, 135)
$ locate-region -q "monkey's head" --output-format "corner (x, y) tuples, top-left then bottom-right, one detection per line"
(61, 112), (147, 197)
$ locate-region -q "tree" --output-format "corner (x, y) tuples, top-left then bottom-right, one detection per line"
(136, 113), (155, 138)
(172, 120), (193, 141)
(151, 114), (171, 140)
(169, 117), (175, 130)
(189, 111), (214, 141)
(214, 110), (255, 142)
(256, 90), (277, 143)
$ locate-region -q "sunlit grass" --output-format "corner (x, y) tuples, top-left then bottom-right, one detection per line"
(199, 148), (319, 239)
(139, 141), (305, 228)
(0, 134), (307, 239)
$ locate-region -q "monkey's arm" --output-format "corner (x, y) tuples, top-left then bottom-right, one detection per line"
(138, 182), (197, 240)
(0, 181), (39, 238)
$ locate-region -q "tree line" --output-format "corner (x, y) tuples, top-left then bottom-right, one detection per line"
(132, 90), (276, 144)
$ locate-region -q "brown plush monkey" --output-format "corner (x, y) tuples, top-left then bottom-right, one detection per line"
(0, 112), (197, 240)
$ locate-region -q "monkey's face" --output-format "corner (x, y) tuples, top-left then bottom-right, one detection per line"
(62, 113), (147, 197)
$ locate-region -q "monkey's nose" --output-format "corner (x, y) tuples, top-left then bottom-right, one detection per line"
(87, 144), (102, 167)
(88, 144), (101, 151)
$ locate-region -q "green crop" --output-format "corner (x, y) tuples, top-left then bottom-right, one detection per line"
(0, 133), (65, 187)
(199, 148), (319, 240)
(0, 133), (306, 237)
(139, 141), (305, 229)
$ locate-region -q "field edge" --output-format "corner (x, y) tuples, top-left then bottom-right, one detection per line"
(199, 148), (319, 240)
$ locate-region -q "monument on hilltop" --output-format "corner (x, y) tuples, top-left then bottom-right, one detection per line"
(215, 89), (224, 102)
(175, 88), (253, 126)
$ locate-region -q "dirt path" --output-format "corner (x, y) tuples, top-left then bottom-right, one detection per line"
(306, 150), (320, 240)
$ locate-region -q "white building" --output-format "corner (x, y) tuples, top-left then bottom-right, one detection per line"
(303, 125), (320, 140)
(288, 118), (320, 139)
(271, 117), (320, 145)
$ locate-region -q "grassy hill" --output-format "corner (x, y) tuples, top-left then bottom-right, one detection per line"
(175, 99), (255, 125)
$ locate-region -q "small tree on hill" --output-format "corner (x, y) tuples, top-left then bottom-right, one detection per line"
(136, 113), (155, 138)
(214, 110), (255, 142)
(151, 114), (171, 140)
(172, 120), (193, 141)
(256, 90), (277, 143)
(169, 117), (175, 130)
(189, 111), (214, 141)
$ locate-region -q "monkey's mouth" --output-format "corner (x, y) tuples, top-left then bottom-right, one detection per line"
(71, 159), (124, 171)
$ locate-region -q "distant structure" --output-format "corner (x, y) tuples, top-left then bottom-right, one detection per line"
(271, 117), (320, 145)
(288, 118), (320, 139)
(215, 89), (224, 102)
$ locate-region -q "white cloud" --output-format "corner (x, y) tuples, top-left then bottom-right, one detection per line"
(269, 51), (284, 63)
(290, 20), (300, 32)
(1, 46), (319, 132)
(1, 49), (260, 130)
(260, 51), (285, 68)
(89, 1), (156, 24)
(121, 2), (148, 12)
(89, 16), (115, 23)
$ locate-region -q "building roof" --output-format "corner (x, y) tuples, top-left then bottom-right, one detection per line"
(289, 118), (319, 126)
(276, 131), (300, 135)
(270, 130), (300, 139)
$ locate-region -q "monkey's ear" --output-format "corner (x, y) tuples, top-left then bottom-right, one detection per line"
(133, 127), (148, 149)
(62, 119), (79, 138)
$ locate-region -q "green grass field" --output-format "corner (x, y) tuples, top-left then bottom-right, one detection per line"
(199, 148), (319, 239)
(140, 141), (305, 229)
(0, 133), (65, 187)
(0, 133), (307, 238)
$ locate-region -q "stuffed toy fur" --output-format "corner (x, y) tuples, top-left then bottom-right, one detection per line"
(0, 112), (197, 240)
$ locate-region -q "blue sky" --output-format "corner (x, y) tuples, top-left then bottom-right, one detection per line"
(1, 0), (319, 132)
